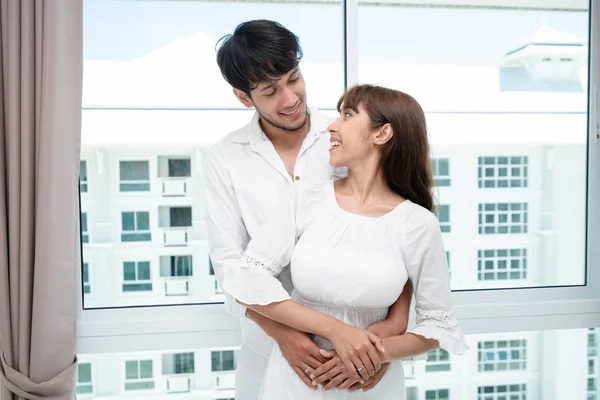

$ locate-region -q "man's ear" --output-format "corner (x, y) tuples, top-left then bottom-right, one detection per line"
(233, 88), (254, 108)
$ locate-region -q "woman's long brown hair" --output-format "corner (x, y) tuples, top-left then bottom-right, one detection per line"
(337, 84), (434, 213)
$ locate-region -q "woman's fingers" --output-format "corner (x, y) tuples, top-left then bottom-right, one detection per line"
(367, 331), (385, 353)
(353, 355), (372, 382)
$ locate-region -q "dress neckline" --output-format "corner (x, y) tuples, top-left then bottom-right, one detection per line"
(326, 180), (411, 221)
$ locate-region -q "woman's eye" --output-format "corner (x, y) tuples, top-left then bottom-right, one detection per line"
(344, 112), (352, 118)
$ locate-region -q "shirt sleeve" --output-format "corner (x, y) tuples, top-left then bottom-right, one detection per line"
(203, 146), (249, 318)
(401, 207), (470, 356)
(222, 182), (297, 306)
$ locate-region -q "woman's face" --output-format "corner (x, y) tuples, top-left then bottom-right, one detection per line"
(328, 103), (379, 168)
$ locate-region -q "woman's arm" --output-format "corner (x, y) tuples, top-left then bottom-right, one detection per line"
(381, 333), (439, 361)
(241, 299), (385, 382)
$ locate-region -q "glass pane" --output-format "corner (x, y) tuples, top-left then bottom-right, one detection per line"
(81, 0), (343, 309)
(120, 161), (150, 181)
(136, 212), (150, 231)
(358, 3), (588, 291)
(76, 328), (600, 399)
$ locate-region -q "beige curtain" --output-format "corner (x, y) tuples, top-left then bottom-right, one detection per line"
(0, 1), (83, 399)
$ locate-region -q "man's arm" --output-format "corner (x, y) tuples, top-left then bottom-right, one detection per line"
(203, 147), (327, 386)
(204, 146), (250, 318)
(369, 279), (413, 338)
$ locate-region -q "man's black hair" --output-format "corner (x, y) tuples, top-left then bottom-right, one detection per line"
(216, 20), (303, 95)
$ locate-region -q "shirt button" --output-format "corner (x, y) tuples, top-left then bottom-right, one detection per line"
(295, 176), (300, 181)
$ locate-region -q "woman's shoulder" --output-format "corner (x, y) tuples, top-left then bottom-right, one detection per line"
(398, 200), (441, 234)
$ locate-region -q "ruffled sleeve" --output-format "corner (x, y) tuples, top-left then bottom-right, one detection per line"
(222, 181), (328, 306)
(400, 206), (470, 356)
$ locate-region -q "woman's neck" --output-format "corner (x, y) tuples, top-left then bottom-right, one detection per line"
(340, 158), (389, 205)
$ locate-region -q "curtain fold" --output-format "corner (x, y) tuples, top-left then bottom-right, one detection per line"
(0, 0), (83, 399)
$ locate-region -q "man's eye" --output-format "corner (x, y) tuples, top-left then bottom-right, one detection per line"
(265, 91), (276, 97)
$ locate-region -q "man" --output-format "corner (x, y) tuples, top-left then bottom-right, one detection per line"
(204, 19), (412, 400)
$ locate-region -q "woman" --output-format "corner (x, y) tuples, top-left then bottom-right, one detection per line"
(223, 84), (469, 399)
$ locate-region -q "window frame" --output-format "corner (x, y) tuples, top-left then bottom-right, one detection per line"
(120, 210), (152, 242)
(122, 261), (153, 293)
(75, 362), (94, 396)
(432, 157), (451, 187)
(124, 359), (155, 391)
(477, 383), (527, 400)
(75, 0), (600, 356)
(118, 159), (151, 193)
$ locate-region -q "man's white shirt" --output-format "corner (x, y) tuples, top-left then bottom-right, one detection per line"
(204, 105), (346, 357)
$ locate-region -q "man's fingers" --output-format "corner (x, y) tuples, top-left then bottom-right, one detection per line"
(347, 380), (367, 392)
(337, 377), (358, 390)
(360, 363), (389, 392)
(310, 357), (338, 379)
(319, 349), (336, 359)
(293, 366), (316, 390)
(304, 355), (324, 370)
(323, 373), (349, 391)
(315, 366), (343, 385)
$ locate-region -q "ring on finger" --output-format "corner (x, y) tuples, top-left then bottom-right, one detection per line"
(356, 365), (365, 372)
(304, 366), (311, 374)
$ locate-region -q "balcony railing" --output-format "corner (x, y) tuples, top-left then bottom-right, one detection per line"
(163, 228), (188, 247)
(161, 178), (188, 197)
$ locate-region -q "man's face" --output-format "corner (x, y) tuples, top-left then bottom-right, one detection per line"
(237, 67), (308, 132)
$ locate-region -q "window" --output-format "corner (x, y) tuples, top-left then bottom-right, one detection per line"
(435, 205), (451, 233)
(83, 262), (91, 295)
(426, 389), (450, 400)
(121, 211), (151, 242)
(478, 249), (527, 281)
(76, 362), (93, 395)
(211, 350), (238, 372)
(160, 255), (193, 277)
(119, 160), (150, 192)
(168, 158), (191, 177)
(478, 156), (528, 189)
(169, 207), (192, 227)
(81, 212), (89, 243)
(432, 158), (450, 186)
(80, 160), (88, 192)
(477, 384), (526, 400)
(478, 203), (528, 234)
(589, 329), (600, 400)
(426, 348), (451, 372)
(478, 340), (527, 372)
(163, 352), (195, 375)
(123, 261), (152, 292)
(125, 360), (155, 391)
(76, 0), (596, 393)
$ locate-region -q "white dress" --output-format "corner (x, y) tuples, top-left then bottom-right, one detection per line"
(223, 180), (469, 399)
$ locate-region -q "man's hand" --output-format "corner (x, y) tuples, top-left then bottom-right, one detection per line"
(348, 363), (390, 392)
(275, 326), (329, 389)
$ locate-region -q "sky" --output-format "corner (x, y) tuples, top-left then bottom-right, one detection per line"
(83, 0), (589, 66)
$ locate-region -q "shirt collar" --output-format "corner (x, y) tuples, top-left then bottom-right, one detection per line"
(232, 105), (330, 144)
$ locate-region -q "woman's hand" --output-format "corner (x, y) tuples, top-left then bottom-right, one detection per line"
(327, 323), (385, 382)
(310, 351), (359, 391)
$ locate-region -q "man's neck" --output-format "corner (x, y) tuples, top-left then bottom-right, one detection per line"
(260, 115), (311, 151)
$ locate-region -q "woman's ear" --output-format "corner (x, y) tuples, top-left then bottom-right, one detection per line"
(374, 123), (393, 145)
